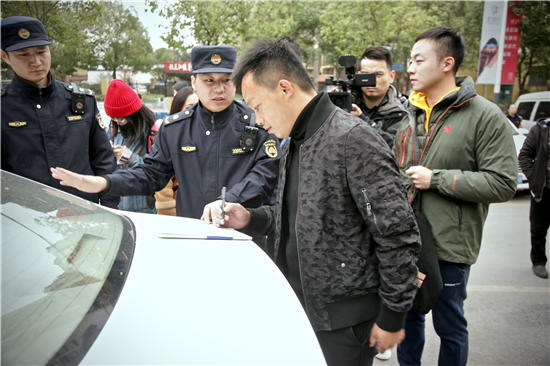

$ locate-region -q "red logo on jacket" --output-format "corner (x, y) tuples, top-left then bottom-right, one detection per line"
(443, 126), (452, 133)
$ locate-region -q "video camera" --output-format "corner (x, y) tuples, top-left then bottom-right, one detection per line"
(325, 55), (376, 112)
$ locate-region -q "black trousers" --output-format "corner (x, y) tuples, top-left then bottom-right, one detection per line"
(530, 187), (550, 266)
(315, 319), (378, 366)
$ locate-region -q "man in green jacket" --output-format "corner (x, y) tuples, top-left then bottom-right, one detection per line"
(394, 27), (517, 366)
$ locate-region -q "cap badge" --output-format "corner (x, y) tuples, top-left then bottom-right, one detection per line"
(18, 28), (30, 39)
(211, 54), (222, 65)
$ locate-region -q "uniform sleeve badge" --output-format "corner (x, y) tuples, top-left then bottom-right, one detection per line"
(263, 139), (278, 158)
(96, 113), (105, 130)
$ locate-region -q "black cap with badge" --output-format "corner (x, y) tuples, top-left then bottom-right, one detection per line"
(191, 45), (237, 74)
(1, 16), (51, 52)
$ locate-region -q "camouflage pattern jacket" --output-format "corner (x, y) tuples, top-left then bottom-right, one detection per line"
(249, 92), (421, 332)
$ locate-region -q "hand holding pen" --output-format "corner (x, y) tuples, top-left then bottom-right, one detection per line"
(200, 196), (251, 229)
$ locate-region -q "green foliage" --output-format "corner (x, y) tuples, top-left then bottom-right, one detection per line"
(147, 0), (254, 50)
(153, 47), (191, 63)
(515, 1), (550, 92)
(246, 1), (324, 65)
(3, 0), (546, 94)
(1, 0), (155, 81)
(415, 1), (484, 72)
(87, 1), (155, 79)
(147, 1), (324, 64)
(1, 0), (103, 79)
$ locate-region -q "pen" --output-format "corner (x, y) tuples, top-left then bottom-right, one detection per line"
(221, 186), (226, 224)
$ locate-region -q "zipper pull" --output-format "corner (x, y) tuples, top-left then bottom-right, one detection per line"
(366, 202), (373, 216)
(361, 189), (373, 217)
(210, 115), (214, 129)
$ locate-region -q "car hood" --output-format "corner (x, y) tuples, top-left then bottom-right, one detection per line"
(81, 211), (326, 365)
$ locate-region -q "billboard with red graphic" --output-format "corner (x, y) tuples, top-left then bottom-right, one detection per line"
(501, 2), (523, 84)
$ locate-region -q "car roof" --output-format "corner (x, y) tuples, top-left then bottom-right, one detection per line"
(516, 91), (550, 101)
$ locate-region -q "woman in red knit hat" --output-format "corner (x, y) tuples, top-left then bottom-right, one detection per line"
(105, 79), (156, 213)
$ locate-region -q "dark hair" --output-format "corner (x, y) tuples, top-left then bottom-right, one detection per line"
(232, 38), (314, 94)
(170, 86), (195, 114)
(173, 80), (188, 92)
(274, 36), (301, 59)
(415, 26), (465, 75)
(360, 46), (393, 71)
(111, 105), (155, 147)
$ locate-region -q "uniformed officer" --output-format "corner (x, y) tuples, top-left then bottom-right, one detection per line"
(1, 16), (118, 208)
(51, 45), (280, 248)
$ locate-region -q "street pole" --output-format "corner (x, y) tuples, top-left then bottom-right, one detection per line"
(493, 0), (509, 105)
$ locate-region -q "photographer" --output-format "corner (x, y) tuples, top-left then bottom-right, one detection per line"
(351, 46), (407, 149)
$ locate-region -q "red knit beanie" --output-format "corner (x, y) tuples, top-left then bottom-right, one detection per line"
(104, 79), (142, 118)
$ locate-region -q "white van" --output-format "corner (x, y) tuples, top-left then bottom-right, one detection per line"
(515, 91), (550, 131)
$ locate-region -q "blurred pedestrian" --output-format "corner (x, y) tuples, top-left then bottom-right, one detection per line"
(505, 103), (522, 128)
(105, 79), (156, 213)
(170, 86), (198, 112)
(395, 26), (517, 366)
(155, 86), (198, 216)
(518, 117), (550, 279)
(1, 16), (118, 208)
(173, 80), (188, 96)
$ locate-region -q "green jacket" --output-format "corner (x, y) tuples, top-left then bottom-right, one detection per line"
(394, 76), (517, 264)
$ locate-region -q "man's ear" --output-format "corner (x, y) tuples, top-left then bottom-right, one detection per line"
(389, 70), (396, 83)
(278, 79), (294, 100)
(442, 56), (455, 73)
(1, 50), (11, 65)
(190, 75), (196, 90)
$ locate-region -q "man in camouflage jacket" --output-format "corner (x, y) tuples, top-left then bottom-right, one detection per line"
(202, 38), (421, 366)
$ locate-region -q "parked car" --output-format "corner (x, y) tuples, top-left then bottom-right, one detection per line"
(506, 118), (529, 191)
(515, 91), (550, 131)
(1, 170), (326, 366)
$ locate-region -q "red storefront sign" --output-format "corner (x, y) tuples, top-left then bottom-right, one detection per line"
(501, 2), (523, 84)
(164, 62), (193, 73)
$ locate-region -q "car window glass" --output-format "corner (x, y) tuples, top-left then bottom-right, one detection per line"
(534, 101), (550, 121)
(2, 171), (134, 366)
(517, 102), (535, 120)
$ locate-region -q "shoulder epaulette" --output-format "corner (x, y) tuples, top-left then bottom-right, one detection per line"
(63, 83), (95, 96)
(240, 112), (260, 127)
(164, 108), (194, 125)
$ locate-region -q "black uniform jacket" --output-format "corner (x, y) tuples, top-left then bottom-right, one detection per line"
(105, 100), (280, 219)
(1, 72), (118, 208)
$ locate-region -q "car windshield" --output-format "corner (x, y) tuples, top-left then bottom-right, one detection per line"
(1, 171), (134, 366)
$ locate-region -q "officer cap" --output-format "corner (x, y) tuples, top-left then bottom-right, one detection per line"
(1, 16), (51, 52)
(191, 45), (236, 74)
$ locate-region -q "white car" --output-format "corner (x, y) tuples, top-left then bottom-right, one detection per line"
(506, 118), (529, 191)
(1, 171), (326, 365)
(515, 91), (550, 131)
